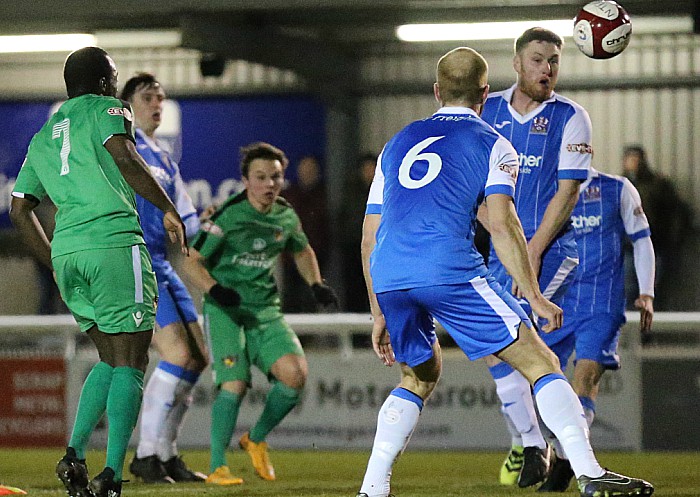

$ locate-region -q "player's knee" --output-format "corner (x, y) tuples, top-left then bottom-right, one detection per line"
(272, 355), (308, 389)
(137, 352), (150, 372)
(573, 362), (602, 396)
(278, 366), (307, 390)
(400, 365), (440, 400)
(160, 341), (191, 366)
(221, 380), (247, 396)
(539, 345), (561, 373)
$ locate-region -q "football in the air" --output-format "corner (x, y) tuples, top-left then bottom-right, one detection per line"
(574, 1), (632, 59)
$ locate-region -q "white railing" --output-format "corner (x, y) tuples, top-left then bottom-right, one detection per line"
(2, 312), (698, 450)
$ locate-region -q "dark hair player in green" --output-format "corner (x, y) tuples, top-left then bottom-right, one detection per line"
(10, 46), (187, 497)
(183, 142), (338, 485)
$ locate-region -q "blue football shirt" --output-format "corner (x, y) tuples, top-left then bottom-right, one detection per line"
(481, 85), (592, 239)
(366, 107), (519, 293)
(562, 169), (651, 316)
(134, 129), (199, 273)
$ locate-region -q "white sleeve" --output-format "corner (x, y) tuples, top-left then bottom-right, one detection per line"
(365, 148), (385, 214)
(172, 164), (200, 239)
(485, 135), (519, 197)
(633, 236), (655, 297)
(622, 177), (655, 296)
(558, 104), (592, 181)
(620, 177), (651, 240)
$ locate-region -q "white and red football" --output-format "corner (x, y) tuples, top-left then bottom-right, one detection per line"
(574, 1), (632, 59)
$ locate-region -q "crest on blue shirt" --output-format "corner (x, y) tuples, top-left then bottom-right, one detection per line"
(530, 116), (549, 134)
(583, 185), (601, 202)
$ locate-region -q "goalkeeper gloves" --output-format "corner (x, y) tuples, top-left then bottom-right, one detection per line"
(311, 282), (339, 308)
(209, 283), (241, 307)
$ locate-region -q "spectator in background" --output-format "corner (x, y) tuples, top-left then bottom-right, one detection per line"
(337, 153), (377, 312)
(281, 155), (330, 312)
(622, 145), (693, 310)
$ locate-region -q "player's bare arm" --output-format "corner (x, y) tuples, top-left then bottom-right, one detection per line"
(476, 202), (491, 232)
(104, 134), (188, 255)
(514, 178), (580, 296)
(486, 193), (562, 332)
(361, 213), (394, 366)
(635, 295), (654, 334)
(293, 243), (338, 308)
(9, 196), (52, 269)
(292, 244), (323, 286)
(181, 248), (218, 293)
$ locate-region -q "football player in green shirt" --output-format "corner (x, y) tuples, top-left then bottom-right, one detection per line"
(183, 142), (338, 485)
(10, 47), (187, 497)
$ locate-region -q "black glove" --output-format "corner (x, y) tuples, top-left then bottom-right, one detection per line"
(311, 282), (339, 308)
(209, 283), (241, 307)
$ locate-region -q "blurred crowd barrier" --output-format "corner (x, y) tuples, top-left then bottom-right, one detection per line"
(1, 313), (698, 451)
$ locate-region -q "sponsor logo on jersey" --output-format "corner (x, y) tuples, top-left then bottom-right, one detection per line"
(566, 142), (593, 154)
(132, 311), (144, 327)
(253, 238), (267, 251)
(232, 252), (275, 269)
(571, 214), (602, 231)
(494, 120), (511, 129)
(530, 116), (549, 134)
(107, 107), (133, 121)
(498, 162), (518, 181)
(431, 115), (470, 122)
(583, 185), (601, 202)
(202, 220), (223, 236)
(518, 153), (542, 172)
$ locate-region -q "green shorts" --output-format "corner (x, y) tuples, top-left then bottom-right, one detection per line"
(53, 244), (157, 333)
(203, 301), (304, 386)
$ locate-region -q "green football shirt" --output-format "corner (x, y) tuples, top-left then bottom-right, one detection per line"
(13, 94), (144, 257)
(192, 191), (309, 308)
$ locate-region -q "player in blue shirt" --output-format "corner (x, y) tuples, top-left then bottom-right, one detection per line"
(478, 27), (593, 487)
(538, 168), (655, 491)
(356, 47), (652, 497)
(120, 74), (207, 484)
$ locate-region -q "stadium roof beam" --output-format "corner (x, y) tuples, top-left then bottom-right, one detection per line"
(180, 14), (358, 108)
(356, 75), (700, 97)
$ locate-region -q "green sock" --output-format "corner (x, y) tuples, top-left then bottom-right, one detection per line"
(210, 390), (241, 472)
(250, 381), (301, 443)
(105, 367), (144, 481)
(69, 362), (113, 459)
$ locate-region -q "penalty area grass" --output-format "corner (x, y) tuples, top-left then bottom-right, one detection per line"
(1, 448), (698, 496)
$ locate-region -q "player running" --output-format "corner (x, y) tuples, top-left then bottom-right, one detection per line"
(10, 47), (187, 497)
(182, 142), (338, 485)
(538, 168), (655, 492)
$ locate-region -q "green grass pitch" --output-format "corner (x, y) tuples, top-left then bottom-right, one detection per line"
(1, 449), (698, 496)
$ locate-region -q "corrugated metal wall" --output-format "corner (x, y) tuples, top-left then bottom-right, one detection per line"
(358, 33), (700, 208)
(1, 33), (698, 206)
(0, 48), (303, 98)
